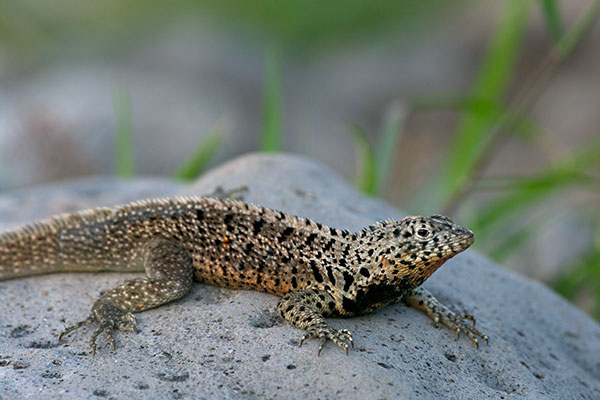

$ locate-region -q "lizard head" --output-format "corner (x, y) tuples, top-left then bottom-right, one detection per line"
(359, 214), (474, 288)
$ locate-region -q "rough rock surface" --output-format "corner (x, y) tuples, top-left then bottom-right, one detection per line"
(1, 154), (599, 399)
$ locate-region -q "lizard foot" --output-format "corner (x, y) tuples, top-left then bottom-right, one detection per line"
(403, 287), (488, 349)
(58, 299), (139, 355)
(300, 327), (354, 356)
(432, 307), (488, 349)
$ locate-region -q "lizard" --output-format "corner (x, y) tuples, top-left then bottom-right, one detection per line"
(0, 194), (488, 355)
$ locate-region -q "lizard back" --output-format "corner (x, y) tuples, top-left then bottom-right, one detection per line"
(0, 197), (359, 298)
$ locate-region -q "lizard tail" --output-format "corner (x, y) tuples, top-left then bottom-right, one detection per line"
(0, 207), (116, 280)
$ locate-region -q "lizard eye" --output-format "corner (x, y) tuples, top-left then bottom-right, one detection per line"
(416, 228), (431, 239)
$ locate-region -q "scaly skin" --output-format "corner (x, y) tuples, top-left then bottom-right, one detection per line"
(0, 195), (488, 355)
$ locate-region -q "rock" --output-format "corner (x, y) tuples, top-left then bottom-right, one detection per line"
(1, 153), (599, 399)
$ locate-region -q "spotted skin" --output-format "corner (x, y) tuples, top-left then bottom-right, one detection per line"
(0, 196), (487, 354)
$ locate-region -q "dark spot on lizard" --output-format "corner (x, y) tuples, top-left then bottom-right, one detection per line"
(305, 233), (318, 245)
(323, 238), (336, 252)
(223, 214), (233, 224)
(291, 277), (298, 289)
(342, 271), (354, 292)
(326, 266), (336, 285)
(253, 218), (265, 235)
(279, 227), (294, 243)
(359, 267), (370, 278)
(342, 296), (357, 314)
(310, 260), (324, 283)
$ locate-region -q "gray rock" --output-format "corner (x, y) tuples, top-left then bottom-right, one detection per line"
(1, 153), (599, 399)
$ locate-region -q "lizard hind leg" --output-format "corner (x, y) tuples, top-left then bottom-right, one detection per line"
(58, 238), (194, 354)
(277, 289), (354, 356)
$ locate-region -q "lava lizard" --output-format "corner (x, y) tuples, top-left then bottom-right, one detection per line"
(0, 193), (487, 355)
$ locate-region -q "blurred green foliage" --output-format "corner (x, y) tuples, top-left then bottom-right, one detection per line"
(1, 0), (454, 71)
(437, 0), (529, 213)
(113, 84), (135, 178)
(539, 0), (563, 43)
(174, 122), (229, 181)
(260, 46), (283, 152)
(349, 103), (406, 195)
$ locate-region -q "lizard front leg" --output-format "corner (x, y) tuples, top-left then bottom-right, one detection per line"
(277, 289), (353, 355)
(402, 287), (488, 348)
(59, 238), (194, 354)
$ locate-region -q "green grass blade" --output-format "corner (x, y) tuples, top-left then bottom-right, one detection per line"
(113, 84), (135, 178)
(260, 46), (283, 152)
(473, 136), (600, 239)
(439, 0), (530, 207)
(539, 0), (563, 43)
(349, 124), (376, 195)
(554, 0), (600, 58)
(374, 101), (406, 194)
(174, 121), (228, 181)
(411, 94), (542, 141)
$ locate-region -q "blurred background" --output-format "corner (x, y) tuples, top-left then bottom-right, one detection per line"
(1, 1), (599, 318)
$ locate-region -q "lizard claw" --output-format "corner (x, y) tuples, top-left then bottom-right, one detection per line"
(299, 327), (354, 356)
(59, 299), (139, 354)
(436, 307), (488, 348)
